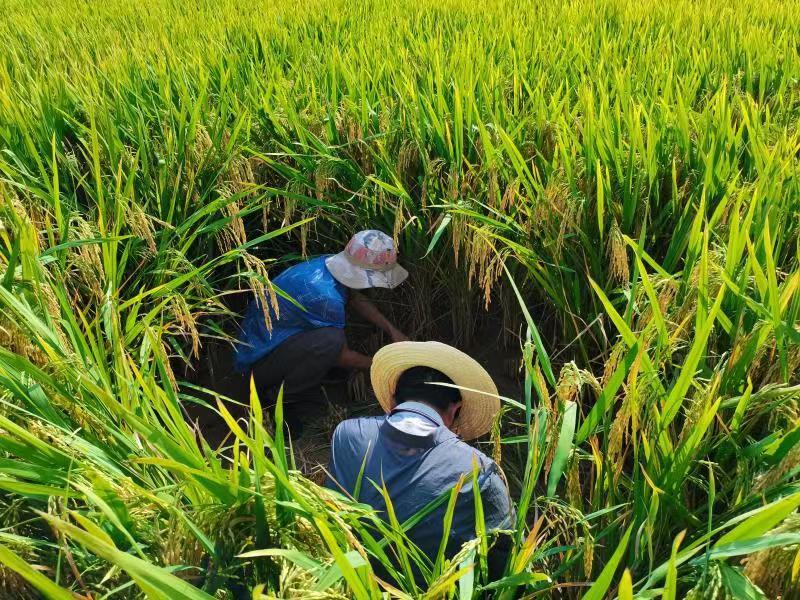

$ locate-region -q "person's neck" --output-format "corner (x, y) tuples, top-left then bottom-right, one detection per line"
(397, 399), (447, 427)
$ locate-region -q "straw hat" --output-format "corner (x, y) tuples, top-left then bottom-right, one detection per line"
(326, 230), (409, 290)
(371, 341), (500, 440)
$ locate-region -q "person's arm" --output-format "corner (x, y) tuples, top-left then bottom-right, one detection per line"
(348, 291), (409, 342)
(481, 464), (515, 579)
(337, 343), (373, 371)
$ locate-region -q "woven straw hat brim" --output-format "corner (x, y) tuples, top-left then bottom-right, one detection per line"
(325, 253), (409, 290)
(371, 341), (500, 440)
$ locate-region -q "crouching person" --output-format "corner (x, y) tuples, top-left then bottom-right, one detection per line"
(325, 341), (514, 583)
(234, 230), (409, 437)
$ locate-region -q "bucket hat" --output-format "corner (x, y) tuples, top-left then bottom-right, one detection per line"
(325, 230), (409, 290)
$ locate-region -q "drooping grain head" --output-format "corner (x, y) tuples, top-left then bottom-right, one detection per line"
(608, 220), (629, 285)
(743, 513), (800, 599)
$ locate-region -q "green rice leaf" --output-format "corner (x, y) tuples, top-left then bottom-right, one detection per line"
(583, 524), (633, 600)
(546, 401), (577, 497)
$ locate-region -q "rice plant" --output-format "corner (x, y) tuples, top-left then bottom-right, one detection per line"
(0, 0), (799, 597)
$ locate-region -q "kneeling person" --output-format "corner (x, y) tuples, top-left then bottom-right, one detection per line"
(234, 230), (409, 435)
(325, 342), (513, 579)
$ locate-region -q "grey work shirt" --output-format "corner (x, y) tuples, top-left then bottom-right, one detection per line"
(325, 401), (513, 568)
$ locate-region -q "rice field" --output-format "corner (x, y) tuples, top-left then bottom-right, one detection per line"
(1, 0), (799, 597)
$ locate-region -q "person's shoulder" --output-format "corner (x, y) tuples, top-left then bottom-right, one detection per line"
(309, 255), (335, 270)
(311, 255), (332, 266)
(333, 415), (384, 440)
(277, 257), (336, 292)
(302, 256), (344, 291)
(281, 256), (324, 276)
(444, 438), (499, 472)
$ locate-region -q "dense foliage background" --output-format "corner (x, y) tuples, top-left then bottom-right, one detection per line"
(0, 0), (799, 597)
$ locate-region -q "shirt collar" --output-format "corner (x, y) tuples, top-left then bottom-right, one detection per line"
(381, 401), (455, 449)
(391, 401), (444, 427)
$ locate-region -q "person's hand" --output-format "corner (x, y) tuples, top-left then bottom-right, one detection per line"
(390, 328), (410, 343)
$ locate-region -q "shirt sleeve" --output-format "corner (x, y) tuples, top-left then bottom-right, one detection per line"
(323, 422), (345, 491)
(480, 462), (515, 532)
(480, 462), (515, 579)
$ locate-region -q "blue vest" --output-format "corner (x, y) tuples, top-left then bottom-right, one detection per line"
(234, 256), (347, 371)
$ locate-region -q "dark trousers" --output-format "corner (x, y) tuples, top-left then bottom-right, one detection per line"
(250, 327), (346, 429)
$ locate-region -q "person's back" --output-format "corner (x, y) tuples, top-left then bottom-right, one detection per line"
(327, 404), (511, 563)
(234, 255), (348, 372)
(324, 347), (514, 581)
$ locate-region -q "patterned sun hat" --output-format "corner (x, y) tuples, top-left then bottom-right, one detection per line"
(325, 230), (409, 289)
